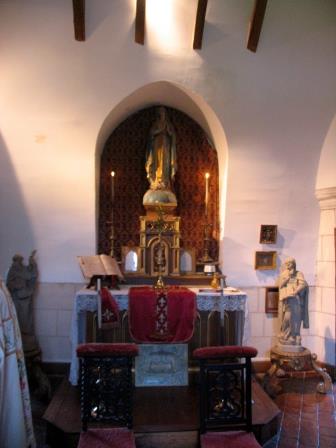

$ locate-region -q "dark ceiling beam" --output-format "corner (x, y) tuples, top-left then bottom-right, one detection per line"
(135, 0), (146, 45)
(73, 0), (85, 41)
(247, 0), (268, 52)
(193, 0), (208, 50)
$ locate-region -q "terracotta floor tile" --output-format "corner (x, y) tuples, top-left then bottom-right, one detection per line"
(300, 420), (318, 433)
(303, 396), (317, 404)
(299, 429), (318, 446)
(318, 435), (336, 447)
(283, 414), (300, 425)
(298, 442), (318, 448)
(278, 436), (299, 448)
(319, 413), (336, 428)
(301, 410), (317, 420)
(261, 375), (336, 448)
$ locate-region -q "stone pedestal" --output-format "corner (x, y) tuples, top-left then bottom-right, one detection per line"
(263, 345), (332, 396)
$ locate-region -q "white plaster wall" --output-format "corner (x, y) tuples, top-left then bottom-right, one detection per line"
(1, 0), (335, 362)
(316, 115), (336, 190)
(314, 190), (336, 365)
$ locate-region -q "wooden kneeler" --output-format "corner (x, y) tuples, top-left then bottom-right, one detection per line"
(76, 343), (139, 448)
(193, 345), (261, 448)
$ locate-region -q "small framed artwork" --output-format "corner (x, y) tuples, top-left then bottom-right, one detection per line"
(255, 251), (277, 270)
(259, 225), (277, 244)
(265, 286), (279, 315)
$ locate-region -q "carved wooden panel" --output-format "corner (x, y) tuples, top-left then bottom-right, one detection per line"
(98, 106), (219, 262)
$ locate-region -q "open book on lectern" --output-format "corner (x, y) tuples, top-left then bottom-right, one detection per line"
(77, 254), (124, 288)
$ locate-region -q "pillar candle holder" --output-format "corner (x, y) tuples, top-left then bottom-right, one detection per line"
(201, 222), (213, 263)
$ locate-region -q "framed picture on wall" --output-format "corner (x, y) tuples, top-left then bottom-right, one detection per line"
(259, 225), (277, 244)
(265, 286), (279, 315)
(255, 251), (277, 270)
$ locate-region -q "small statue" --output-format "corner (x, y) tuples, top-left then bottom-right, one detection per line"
(143, 107), (178, 210)
(263, 257), (331, 396)
(276, 257), (309, 346)
(6, 251), (51, 400)
(145, 106), (177, 191)
(6, 251), (38, 352)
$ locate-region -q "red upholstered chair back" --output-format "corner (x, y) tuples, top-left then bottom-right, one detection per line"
(193, 346), (258, 436)
(76, 343), (139, 432)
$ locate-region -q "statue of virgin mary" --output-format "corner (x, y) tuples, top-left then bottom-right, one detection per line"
(143, 106), (177, 211)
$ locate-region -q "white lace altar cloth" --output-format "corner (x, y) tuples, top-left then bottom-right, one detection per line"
(69, 286), (247, 385)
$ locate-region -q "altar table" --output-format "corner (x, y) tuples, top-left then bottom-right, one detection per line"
(69, 286), (247, 385)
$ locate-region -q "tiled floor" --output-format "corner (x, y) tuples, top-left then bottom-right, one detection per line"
(33, 373), (336, 447)
(264, 373), (336, 448)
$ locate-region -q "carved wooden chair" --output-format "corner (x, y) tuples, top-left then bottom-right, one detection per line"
(76, 342), (139, 448)
(193, 345), (261, 448)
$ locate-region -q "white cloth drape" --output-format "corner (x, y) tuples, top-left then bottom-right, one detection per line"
(0, 280), (35, 448)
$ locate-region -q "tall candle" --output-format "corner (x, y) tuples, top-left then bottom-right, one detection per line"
(111, 171), (115, 202)
(205, 172), (210, 216)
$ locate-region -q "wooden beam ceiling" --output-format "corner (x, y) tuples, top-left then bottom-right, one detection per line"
(135, 0), (146, 45)
(73, 0), (85, 41)
(247, 0), (268, 52)
(193, 0), (208, 50)
(72, 0), (268, 52)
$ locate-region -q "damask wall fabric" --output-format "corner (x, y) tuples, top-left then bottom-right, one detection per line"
(98, 106), (219, 262)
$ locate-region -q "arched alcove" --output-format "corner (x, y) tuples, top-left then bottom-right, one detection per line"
(95, 81), (229, 268)
(98, 106), (219, 263)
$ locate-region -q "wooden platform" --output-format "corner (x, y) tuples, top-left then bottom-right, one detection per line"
(43, 377), (280, 448)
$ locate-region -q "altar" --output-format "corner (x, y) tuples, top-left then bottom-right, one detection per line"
(69, 286), (247, 385)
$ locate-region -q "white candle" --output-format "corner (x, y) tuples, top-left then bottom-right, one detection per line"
(205, 172), (210, 216)
(111, 171), (115, 202)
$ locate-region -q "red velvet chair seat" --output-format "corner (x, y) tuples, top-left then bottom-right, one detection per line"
(78, 427), (136, 448)
(201, 430), (261, 448)
(193, 345), (258, 360)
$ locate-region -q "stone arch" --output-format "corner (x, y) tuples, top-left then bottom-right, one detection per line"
(95, 81), (229, 267)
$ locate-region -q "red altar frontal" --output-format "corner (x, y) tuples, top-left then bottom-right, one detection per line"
(128, 286), (196, 343)
(69, 286), (247, 386)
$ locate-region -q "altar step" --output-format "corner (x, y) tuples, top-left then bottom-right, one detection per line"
(43, 377), (280, 448)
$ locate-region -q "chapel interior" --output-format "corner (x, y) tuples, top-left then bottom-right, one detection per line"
(1, 1), (336, 448)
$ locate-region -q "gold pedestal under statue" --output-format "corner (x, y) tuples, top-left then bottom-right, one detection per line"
(263, 345), (332, 396)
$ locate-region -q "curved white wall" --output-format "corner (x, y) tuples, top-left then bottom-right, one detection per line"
(1, 0), (335, 362)
(316, 114), (336, 191)
(95, 80), (229, 248)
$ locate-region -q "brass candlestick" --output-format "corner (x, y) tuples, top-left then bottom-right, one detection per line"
(201, 222), (213, 263)
(109, 221), (115, 257)
(109, 170), (116, 258)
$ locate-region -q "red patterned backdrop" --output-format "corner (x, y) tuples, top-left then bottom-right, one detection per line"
(98, 106), (219, 262)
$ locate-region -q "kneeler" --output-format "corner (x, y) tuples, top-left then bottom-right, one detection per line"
(193, 346), (261, 448)
(76, 343), (139, 448)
